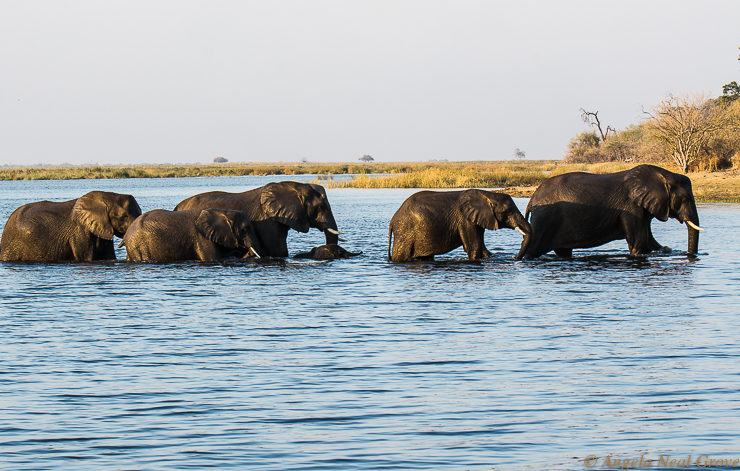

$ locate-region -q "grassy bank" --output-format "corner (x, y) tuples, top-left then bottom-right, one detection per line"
(0, 160), (627, 181)
(1, 161), (738, 202)
(0, 163), (396, 181)
(688, 171), (740, 203)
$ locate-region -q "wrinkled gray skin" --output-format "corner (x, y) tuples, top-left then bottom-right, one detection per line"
(175, 182), (339, 257)
(0, 191), (142, 262)
(293, 244), (362, 260)
(388, 189), (532, 262)
(522, 164), (701, 258)
(121, 209), (261, 262)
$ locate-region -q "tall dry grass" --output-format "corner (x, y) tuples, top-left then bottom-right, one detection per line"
(315, 161), (637, 189)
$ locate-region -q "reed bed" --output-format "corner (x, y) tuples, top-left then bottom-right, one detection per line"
(317, 167), (546, 189)
(315, 161), (636, 190)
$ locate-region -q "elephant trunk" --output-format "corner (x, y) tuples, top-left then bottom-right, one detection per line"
(325, 231), (338, 245)
(682, 201), (701, 255)
(511, 214), (532, 260)
(315, 212), (341, 245)
(516, 232), (532, 260)
(687, 224), (700, 255)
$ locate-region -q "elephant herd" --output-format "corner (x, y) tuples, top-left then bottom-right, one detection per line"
(0, 165), (703, 263)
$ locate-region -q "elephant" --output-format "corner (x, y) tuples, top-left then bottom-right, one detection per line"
(120, 208), (261, 262)
(520, 164), (703, 259)
(293, 244), (362, 260)
(388, 189), (532, 262)
(0, 191), (142, 262)
(175, 181), (343, 257)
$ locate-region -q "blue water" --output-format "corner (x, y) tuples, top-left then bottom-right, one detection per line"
(1, 176), (739, 470)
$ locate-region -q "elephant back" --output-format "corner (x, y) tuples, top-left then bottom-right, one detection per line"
(176, 191), (262, 220)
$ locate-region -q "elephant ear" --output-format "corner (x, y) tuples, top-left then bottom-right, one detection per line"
(310, 183), (328, 199)
(72, 192), (115, 240)
(624, 165), (670, 221)
(259, 183), (310, 233)
(460, 189), (499, 230)
(196, 209), (239, 249)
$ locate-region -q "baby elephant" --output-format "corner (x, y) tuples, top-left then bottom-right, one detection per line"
(293, 244), (362, 260)
(121, 209), (261, 262)
(388, 189), (532, 261)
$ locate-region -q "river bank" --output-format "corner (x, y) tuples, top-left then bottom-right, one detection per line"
(1, 161), (738, 202)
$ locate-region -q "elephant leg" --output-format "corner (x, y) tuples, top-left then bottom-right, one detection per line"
(647, 226), (669, 252)
(192, 239), (221, 261)
(554, 248), (572, 257)
(460, 224), (487, 260)
(390, 238), (414, 262)
(70, 233), (97, 261)
(520, 234), (550, 259)
(256, 222), (290, 257)
(93, 239), (116, 260)
(625, 218), (652, 255)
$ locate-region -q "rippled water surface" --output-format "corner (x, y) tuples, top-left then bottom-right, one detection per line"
(1, 176), (739, 470)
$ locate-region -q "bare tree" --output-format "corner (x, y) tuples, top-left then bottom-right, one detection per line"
(580, 109), (616, 142)
(644, 92), (734, 173)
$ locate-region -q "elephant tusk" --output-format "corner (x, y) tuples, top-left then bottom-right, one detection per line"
(515, 226), (526, 236)
(326, 227), (346, 241)
(686, 221), (704, 231)
(249, 247), (261, 258)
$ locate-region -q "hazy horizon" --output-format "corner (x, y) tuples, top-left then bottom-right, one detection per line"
(2, 1), (739, 166)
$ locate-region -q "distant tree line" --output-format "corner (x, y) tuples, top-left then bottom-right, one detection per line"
(565, 81), (740, 173)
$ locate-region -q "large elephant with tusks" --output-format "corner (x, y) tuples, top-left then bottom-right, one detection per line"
(520, 165), (703, 258)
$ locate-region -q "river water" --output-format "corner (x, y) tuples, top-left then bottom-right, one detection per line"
(1, 176), (739, 470)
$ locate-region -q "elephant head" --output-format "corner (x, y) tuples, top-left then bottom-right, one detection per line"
(73, 191), (142, 239)
(459, 190), (532, 257)
(624, 165), (702, 254)
(259, 182), (343, 245)
(196, 209), (261, 257)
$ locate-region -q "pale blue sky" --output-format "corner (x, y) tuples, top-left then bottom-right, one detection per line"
(1, 1), (738, 165)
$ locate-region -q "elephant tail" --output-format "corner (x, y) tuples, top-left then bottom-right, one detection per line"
(525, 200), (532, 221)
(387, 224), (393, 260)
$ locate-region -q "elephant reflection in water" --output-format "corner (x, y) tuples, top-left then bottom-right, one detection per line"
(521, 164), (703, 258)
